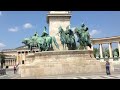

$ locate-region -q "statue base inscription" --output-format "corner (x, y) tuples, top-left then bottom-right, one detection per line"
(19, 50), (114, 78)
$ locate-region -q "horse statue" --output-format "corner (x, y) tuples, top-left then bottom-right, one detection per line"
(74, 23), (92, 50)
(22, 37), (33, 50)
(58, 26), (67, 50)
(41, 26), (59, 51)
(22, 35), (59, 51)
(58, 26), (76, 50)
(65, 25), (76, 50)
(22, 32), (44, 51)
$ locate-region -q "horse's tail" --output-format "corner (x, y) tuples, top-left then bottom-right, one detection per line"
(52, 36), (59, 49)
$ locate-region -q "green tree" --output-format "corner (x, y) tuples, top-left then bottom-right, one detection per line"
(93, 48), (99, 58)
(113, 48), (119, 57)
(0, 52), (5, 68)
(103, 48), (109, 58)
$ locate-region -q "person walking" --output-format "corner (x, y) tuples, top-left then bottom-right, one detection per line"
(106, 61), (111, 75)
(14, 66), (16, 74)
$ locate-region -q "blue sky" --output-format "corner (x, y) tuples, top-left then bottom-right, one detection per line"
(0, 11), (120, 50)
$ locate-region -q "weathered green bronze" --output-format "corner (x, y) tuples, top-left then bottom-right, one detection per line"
(22, 26), (59, 51)
(22, 23), (92, 51)
(74, 23), (92, 50)
(58, 25), (76, 50)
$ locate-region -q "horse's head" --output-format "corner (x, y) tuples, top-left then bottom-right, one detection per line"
(58, 26), (63, 34)
(74, 27), (79, 35)
(22, 38), (30, 45)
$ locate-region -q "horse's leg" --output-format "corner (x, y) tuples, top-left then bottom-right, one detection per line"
(38, 44), (42, 52)
(65, 43), (66, 50)
(63, 43), (64, 50)
(46, 43), (49, 51)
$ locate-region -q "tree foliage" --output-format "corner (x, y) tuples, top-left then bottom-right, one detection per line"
(0, 52), (5, 68)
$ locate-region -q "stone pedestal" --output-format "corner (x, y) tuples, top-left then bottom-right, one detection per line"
(19, 50), (114, 78)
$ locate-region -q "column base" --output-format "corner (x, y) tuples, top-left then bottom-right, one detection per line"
(100, 58), (104, 62)
(109, 58), (113, 62)
(118, 57), (120, 61)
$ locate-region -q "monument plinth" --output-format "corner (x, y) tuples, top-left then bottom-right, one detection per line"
(47, 11), (71, 50)
(19, 50), (114, 77)
(19, 11), (114, 78)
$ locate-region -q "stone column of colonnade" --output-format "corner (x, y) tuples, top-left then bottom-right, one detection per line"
(118, 42), (120, 60)
(17, 52), (19, 64)
(109, 43), (113, 62)
(11, 60), (13, 66)
(16, 51), (30, 65)
(99, 44), (104, 61)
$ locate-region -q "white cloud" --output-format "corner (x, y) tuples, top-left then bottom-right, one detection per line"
(0, 11), (2, 16)
(0, 43), (6, 48)
(23, 23), (33, 29)
(90, 30), (101, 37)
(8, 27), (19, 32)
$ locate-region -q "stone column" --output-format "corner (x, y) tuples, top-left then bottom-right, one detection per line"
(17, 52), (19, 64)
(11, 60), (12, 66)
(13, 60), (14, 66)
(47, 11), (71, 51)
(118, 42), (120, 57)
(21, 52), (22, 64)
(109, 43), (113, 62)
(24, 51), (26, 60)
(8, 61), (9, 66)
(9, 60), (10, 66)
(118, 42), (120, 61)
(5, 60), (7, 66)
(9, 60), (11, 66)
(11, 59), (13, 66)
(99, 44), (104, 61)
(6, 60), (8, 66)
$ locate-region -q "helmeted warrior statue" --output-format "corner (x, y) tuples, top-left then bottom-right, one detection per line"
(74, 23), (92, 50)
(41, 26), (49, 37)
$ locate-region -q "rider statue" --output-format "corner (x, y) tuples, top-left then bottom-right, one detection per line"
(80, 23), (92, 49)
(65, 25), (76, 49)
(41, 26), (49, 38)
(84, 26), (91, 44)
(34, 32), (39, 37)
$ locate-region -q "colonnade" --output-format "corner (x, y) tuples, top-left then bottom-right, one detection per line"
(5, 59), (16, 66)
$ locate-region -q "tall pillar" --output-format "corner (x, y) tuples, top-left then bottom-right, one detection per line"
(11, 59), (13, 66)
(118, 42), (120, 57)
(13, 60), (14, 66)
(24, 51), (26, 60)
(20, 52), (22, 64)
(9, 60), (10, 66)
(118, 42), (120, 61)
(109, 43), (113, 62)
(17, 52), (19, 64)
(47, 11), (71, 50)
(99, 44), (104, 61)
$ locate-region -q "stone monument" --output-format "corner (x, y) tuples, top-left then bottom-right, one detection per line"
(19, 11), (114, 78)
(47, 11), (71, 50)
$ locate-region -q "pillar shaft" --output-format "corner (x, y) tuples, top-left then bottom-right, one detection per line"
(99, 44), (103, 58)
(118, 42), (120, 57)
(109, 43), (113, 58)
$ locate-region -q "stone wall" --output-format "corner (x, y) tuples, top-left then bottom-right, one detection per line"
(19, 50), (114, 77)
